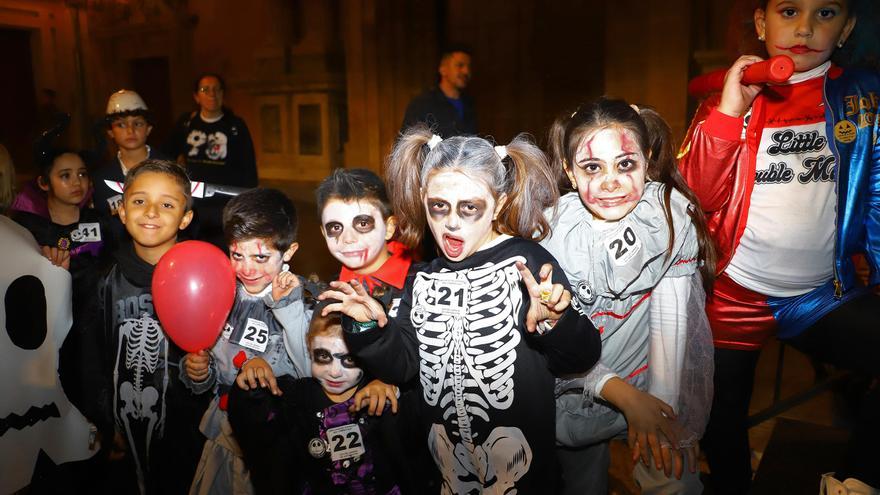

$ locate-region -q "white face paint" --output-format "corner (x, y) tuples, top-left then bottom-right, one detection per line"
(310, 334), (363, 397)
(568, 127), (648, 221)
(424, 170), (501, 262)
(321, 199), (392, 274)
(229, 238), (287, 295)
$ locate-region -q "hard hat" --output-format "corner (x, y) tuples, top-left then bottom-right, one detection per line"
(106, 89), (148, 115)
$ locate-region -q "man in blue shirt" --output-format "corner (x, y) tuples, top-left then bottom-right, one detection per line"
(401, 45), (477, 138)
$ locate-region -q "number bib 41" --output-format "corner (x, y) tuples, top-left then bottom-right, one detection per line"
(326, 423), (365, 461)
(70, 223), (102, 243)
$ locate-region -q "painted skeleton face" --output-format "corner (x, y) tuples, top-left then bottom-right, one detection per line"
(229, 238), (296, 295)
(310, 334), (362, 397)
(567, 127), (647, 221)
(0, 217), (94, 494)
(423, 170), (503, 262)
(321, 199), (393, 274)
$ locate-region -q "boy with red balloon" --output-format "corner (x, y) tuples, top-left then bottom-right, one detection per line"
(77, 160), (215, 495)
(178, 188), (312, 494)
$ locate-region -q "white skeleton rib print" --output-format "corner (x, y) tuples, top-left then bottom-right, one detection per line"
(411, 255), (533, 492)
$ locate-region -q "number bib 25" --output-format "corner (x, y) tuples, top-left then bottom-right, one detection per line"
(237, 318), (270, 353)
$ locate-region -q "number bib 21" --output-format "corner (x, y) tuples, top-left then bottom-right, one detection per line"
(430, 279), (468, 317)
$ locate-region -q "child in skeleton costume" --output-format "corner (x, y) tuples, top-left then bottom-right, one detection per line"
(541, 99), (715, 495)
(321, 127), (602, 494)
(181, 188), (311, 494)
(78, 160), (207, 495)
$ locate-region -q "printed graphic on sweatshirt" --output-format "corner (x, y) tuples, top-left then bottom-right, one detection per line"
(186, 130), (228, 161)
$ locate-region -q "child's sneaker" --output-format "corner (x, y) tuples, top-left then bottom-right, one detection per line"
(821, 473), (880, 495)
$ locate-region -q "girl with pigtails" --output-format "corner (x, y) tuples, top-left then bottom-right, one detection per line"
(540, 98), (716, 494)
(319, 125), (601, 493)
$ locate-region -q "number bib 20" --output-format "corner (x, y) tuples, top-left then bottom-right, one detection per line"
(606, 226), (642, 266)
(326, 423), (365, 461)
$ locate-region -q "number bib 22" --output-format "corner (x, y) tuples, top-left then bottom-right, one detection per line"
(326, 423), (365, 461)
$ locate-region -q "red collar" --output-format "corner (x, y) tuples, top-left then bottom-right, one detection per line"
(337, 241), (412, 293)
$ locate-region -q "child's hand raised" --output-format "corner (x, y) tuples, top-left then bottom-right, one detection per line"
(516, 261), (571, 333)
(271, 270), (300, 301)
(236, 357), (282, 396)
(319, 280), (388, 327)
(718, 55), (765, 118)
(350, 379), (398, 416)
(184, 350), (211, 382)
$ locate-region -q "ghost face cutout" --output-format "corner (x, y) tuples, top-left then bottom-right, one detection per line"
(0, 216), (95, 494)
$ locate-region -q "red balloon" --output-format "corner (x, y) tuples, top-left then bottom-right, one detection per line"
(152, 241), (235, 352)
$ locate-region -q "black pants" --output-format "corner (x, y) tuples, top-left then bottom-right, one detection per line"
(702, 293), (880, 494)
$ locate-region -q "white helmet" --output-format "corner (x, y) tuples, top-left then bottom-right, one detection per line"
(106, 89), (148, 115)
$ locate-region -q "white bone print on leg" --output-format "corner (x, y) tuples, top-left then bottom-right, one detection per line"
(429, 424), (532, 494)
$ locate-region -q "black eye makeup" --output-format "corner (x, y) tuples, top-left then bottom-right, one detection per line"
(426, 198), (450, 219)
(352, 214), (376, 233)
(313, 348), (333, 364)
(312, 348), (359, 368)
(324, 221), (343, 238)
(458, 199), (487, 220)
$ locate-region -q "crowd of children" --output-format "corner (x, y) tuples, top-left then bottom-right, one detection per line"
(4, 0), (879, 493)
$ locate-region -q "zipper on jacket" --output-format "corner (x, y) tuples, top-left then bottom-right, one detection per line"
(823, 73), (843, 299)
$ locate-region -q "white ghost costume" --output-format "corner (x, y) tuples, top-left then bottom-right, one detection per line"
(0, 216), (96, 494)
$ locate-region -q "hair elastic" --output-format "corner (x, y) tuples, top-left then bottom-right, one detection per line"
(427, 134), (443, 150)
(494, 145), (508, 160)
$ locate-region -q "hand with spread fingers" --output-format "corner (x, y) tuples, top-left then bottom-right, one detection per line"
(236, 356), (282, 396)
(318, 280), (388, 327)
(350, 380), (399, 416)
(515, 261), (570, 332)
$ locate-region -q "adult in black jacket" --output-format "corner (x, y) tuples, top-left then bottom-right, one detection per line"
(400, 45), (477, 139)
